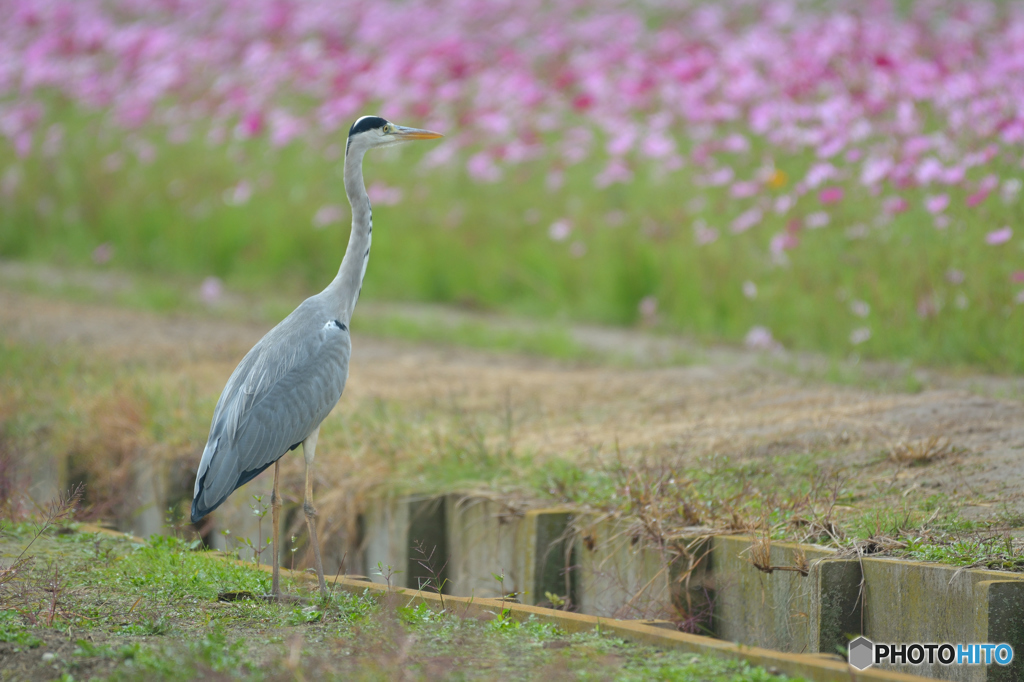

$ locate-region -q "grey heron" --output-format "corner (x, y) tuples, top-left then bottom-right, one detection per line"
(190, 116), (442, 599)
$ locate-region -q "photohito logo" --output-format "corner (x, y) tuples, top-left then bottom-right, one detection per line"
(848, 637), (1014, 670)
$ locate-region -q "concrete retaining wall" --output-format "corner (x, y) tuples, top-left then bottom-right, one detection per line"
(860, 558), (1024, 682)
(575, 516), (675, 619)
(710, 534), (861, 656)
(96, 482), (1024, 681)
(359, 496), (577, 607)
(350, 496), (1024, 681)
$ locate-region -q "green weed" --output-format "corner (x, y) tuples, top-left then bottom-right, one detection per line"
(0, 610), (42, 648)
(0, 529), (797, 681)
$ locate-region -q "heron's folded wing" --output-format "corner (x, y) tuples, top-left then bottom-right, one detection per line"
(194, 315), (350, 517)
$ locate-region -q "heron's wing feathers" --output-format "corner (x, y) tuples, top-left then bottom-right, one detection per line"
(192, 301), (350, 521)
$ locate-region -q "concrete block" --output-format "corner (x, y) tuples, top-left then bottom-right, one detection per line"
(514, 508), (577, 608)
(124, 456), (165, 539)
(361, 498), (573, 603)
(711, 535), (860, 654)
(809, 557), (862, 657)
(445, 495), (522, 599)
(976, 580), (1024, 682)
(23, 448), (61, 514)
(361, 495), (410, 588)
(861, 557), (1024, 681)
(406, 497), (449, 593)
(360, 495), (449, 591)
(667, 536), (714, 634)
(576, 516), (674, 619)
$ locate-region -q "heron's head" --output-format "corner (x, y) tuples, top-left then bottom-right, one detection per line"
(346, 115), (442, 156)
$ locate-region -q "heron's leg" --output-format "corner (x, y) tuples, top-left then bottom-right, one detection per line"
(302, 427), (328, 598)
(270, 460), (281, 599)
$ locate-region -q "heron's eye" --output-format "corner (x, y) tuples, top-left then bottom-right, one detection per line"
(382, 125), (391, 134)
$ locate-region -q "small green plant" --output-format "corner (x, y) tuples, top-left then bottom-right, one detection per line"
(194, 622), (245, 671)
(411, 540), (449, 610)
(491, 569), (510, 609)
(239, 494), (272, 568)
(0, 611), (42, 648)
(375, 561), (402, 591)
(544, 591), (566, 609)
(0, 483), (83, 592)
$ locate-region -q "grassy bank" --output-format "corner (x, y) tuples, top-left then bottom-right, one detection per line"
(3, 104), (1024, 373)
(0, 523), (791, 681)
(2, 329), (1021, 574)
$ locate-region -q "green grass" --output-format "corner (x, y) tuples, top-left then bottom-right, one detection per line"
(4, 102), (1024, 373)
(0, 525), (796, 681)
(903, 534), (1024, 570)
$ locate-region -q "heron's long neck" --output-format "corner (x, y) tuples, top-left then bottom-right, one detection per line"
(325, 146), (372, 323)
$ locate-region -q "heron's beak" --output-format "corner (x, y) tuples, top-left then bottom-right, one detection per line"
(391, 125), (443, 141)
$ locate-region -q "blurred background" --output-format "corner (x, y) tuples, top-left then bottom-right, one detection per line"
(2, 0), (1024, 372)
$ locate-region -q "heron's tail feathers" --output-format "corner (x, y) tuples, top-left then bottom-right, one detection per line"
(191, 436), (280, 524)
(191, 437), (223, 523)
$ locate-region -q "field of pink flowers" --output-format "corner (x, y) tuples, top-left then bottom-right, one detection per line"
(3, 0), (1024, 371)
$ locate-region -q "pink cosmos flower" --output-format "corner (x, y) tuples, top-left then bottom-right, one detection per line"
(917, 296), (939, 319)
(703, 166), (735, 187)
(731, 208), (762, 233)
(770, 232), (799, 254)
(804, 162), (836, 189)
(236, 112), (263, 139)
(860, 157), (892, 186)
(849, 327), (871, 345)
(805, 212), (830, 229)
(966, 191), (989, 208)
(594, 159), (633, 188)
(1010, 271), (1024, 284)
(200, 277), (223, 304)
(693, 221), (719, 245)
(548, 219), (571, 242)
(467, 153), (502, 183)
(882, 196), (909, 215)
(850, 300), (870, 317)
(1002, 180), (1022, 204)
(223, 180), (252, 206)
(313, 205), (344, 229)
(986, 227), (1012, 245)
(979, 174), (1000, 193)
(92, 243), (113, 265)
(745, 326), (779, 351)
(545, 170), (564, 192)
(367, 182), (403, 206)
(730, 181), (760, 199)
(925, 194), (949, 214)
(638, 296), (658, 321)
(819, 187), (843, 204)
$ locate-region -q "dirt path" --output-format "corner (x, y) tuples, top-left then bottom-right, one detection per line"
(2, 282), (1023, 521)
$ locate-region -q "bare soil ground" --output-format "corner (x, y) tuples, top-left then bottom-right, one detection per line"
(2, 280), (1023, 525)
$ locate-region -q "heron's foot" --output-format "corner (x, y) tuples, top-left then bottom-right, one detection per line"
(303, 501), (317, 518)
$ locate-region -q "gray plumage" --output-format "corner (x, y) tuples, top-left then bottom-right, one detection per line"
(190, 299), (350, 521)
(190, 116), (443, 552)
